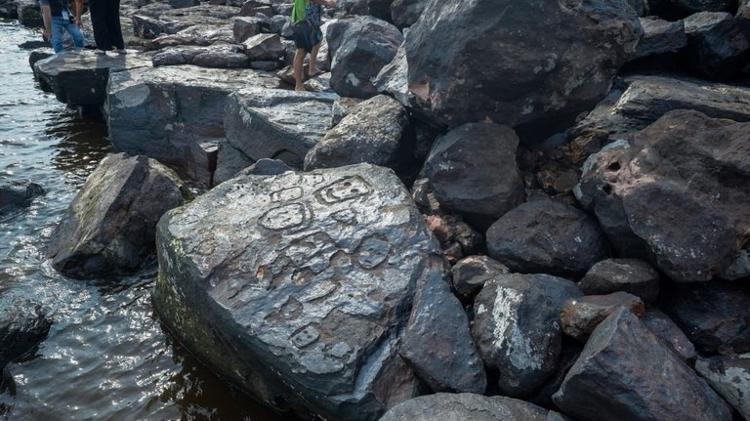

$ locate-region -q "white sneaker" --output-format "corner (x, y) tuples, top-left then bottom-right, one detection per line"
(115, 49), (127, 55)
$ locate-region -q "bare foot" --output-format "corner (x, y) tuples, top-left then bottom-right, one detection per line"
(295, 84), (307, 92)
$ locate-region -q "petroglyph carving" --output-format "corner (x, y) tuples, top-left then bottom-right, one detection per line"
(315, 176), (372, 204)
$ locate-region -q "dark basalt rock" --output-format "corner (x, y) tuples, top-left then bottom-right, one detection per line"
(106, 65), (280, 186)
(400, 258), (487, 394)
(580, 258), (660, 303)
(486, 199), (609, 277)
(471, 273), (581, 398)
(660, 281), (750, 355)
(328, 16), (403, 98)
(232, 16), (267, 43)
(404, 0), (642, 132)
(152, 44), (250, 68)
(390, 0), (426, 29)
(0, 181), (44, 216)
(634, 17), (687, 59)
(153, 164), (443, 420)
(683, 12), (750, 79)
(132, 5), (241, 39)
(380, 393), (561, 421)
(146, 24), (235, 50)
(34, 50), (151, 106)
(243, 33), (284, 62)
(695, 354), (750, 420)
(0, 297), (51, 369)
(48, 154), (187, 280)
(553, 307), (732, 421)
(422, 123), (525, 230)
(642, 308), (697, 362)
(560, 292), (645, 341)
(338, 0), (394, 22)
(304, 95), (412, 172)
(451, 255), (510, 301)
(576, 110), (750, 282)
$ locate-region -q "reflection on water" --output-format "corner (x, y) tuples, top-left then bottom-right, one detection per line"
(0, 21), (282, 421)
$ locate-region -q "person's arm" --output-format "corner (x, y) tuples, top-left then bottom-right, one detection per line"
(73, 0), (83, 25)
(40, 1), (52, 41)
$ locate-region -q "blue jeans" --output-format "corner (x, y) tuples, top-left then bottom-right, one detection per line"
(50, 15), (85, 53)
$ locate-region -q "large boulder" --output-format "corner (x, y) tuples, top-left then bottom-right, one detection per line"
(34, 50), (151, 106)
(560, 292), (645, 341)
(642, 308), (697, 362)
(152, 44), (251, 68)
(634, 17), (687, 59)
(695, 354), (750, 420)
(0, 181), (44, 216)
(486, 199), (609, 277)
(380, 393), (559, 421)
(328, 16), (403, 98)
(660, 281), (750, 355)
(471, 273), (581, 397)
(390, 0), (426, 29)
(399, 259), (486, 394)
(146, 24), (235, 50)
(48, 154), (186, 280)
(451, 255), (510, 301)
(683, 12), (750, 79)
(0, 297), (51, 369)
(580, 258), (660, 303)
(153, 164), (444, 420)
(553, 308), (732, 421)
(422, 123), (525, 229)
(105, 65), (280, 186)
(132, 5), (240, 39)
(304, 95), (412, 172)
(404, 0), (642, 132)
(576, 109), (750, 282)
(219, 88), (337, 177)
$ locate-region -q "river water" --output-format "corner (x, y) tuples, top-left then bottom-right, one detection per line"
(0, 21), (282, 421)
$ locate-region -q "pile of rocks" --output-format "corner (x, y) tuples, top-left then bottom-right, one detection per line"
(14, 0), (750, 419)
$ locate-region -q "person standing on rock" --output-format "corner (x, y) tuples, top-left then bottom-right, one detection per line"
(291, 0), (335, 91)
(39, 0), (85, 53)
(88, 0), (126, 54)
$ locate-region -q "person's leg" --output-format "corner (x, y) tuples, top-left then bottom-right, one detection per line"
(308, 42), (321, 76)
(64, 19), (85, 50)
(89, 0), (111, 51)
(49, 16), (65, 53)
(108, 0), (125, 51)
(293, 48), (307, 91)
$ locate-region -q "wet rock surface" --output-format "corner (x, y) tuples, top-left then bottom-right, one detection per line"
(404, 0), (642, 131)
(423, 123), (525, 229)
(0, 181), (44, 216)
(580, 258), (660, 303)
(106, 65), (280, 185)
(380, 393), (557, 421)
(553, 308), (732, 421)
(48, 153), (186, 280)
(577, 109), (750, 282)
(695, 354), (750, 419)
(153, 164), (442, 420)
(486, 199), (609, 277)
(0, 297), (51, 369)
(472, 273), (581, 397)
(560, 292), (645, 341)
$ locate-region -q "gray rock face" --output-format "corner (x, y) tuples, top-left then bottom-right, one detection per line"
(304, 95), (411, 171)
(660, 281), (750, 355)
(576, 110), (750, 282)
(472, 273), (582, 397)
(48, 154), (186, 280)
(233, 16), (266, 43)
(380, 393), (555, 421)
(105, 65), (280, 186)
(486, 199), (609, 277)
(153, 164), (443, 420)
(0, 181), (44, 216)
(373, 42), (410, 107)
(243, 33), (284, 61)
(683, 12), (750, 79)
(132, 5), (240, 39)
(152, 44), (250, 68)
(553, 308), (732, 421)
(390, 0), (426, 28)
(0, 297), (51, 369)
(695, 354), (750, 420)
(642, 308), (697, 362)
(570, 75), (750, 150)
(404, 0), (642, 131)
(147, 24), (235, 50)
(580, 259), (660, 303)
(221, 88), (337, 172)
(560, 292), (645, 341)
(400, 258), (486, 394)
(423, 123), (525, 229)
(28, 48), (54, 69)
(451, 256), (510, 301)
(328, 16), (403, 98)
(34, 50), (151, 106)
(634, 17), (687, 59)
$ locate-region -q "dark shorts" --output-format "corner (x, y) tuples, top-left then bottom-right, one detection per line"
(293, 20), (322, 53)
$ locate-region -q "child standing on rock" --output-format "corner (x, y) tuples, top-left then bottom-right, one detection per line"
(291, 0), (335, 92)
(39, 0), (85, 53)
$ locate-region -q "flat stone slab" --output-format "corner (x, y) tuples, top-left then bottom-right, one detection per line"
(153, 164), (443, 420)
(105, 64), (281, 185)
(34, 50), (152, 106)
